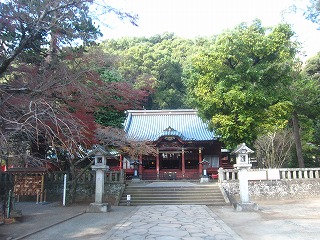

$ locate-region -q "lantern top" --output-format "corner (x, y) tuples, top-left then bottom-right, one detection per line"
(231, 143), (254, 155)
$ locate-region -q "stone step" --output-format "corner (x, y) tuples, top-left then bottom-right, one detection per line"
(120, 194), (225, 199)
(119, 201), (226, 206)
(119, 183), (227, 206)
(122, 190), (222, 194)
(121, 194), (223, 198)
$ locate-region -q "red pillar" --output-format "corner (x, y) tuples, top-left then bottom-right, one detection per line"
(182, 148), (185, 178)
(119, 155), (123, 170)
(156, 148), (160, 179)
(198, 147), (203, 175)
(139, 154), (143, 177)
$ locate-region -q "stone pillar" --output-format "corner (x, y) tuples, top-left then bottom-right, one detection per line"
(181, 148), (185, 178)
(119, 169), (125, 183)
(88, 165), (111, 212)
(92, 166), (107, 203)
(233, 163), (258, 211)
(237, 165), (250, 203)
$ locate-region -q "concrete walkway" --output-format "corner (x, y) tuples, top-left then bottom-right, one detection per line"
(102, 205), (242, 240)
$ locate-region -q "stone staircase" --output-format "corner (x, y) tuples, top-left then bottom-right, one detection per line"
(118, 182), (227, 206)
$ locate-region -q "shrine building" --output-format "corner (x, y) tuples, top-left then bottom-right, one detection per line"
(115, 109), (232, 180)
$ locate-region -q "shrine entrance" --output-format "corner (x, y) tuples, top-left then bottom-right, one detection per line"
(160, 152), (181, 170)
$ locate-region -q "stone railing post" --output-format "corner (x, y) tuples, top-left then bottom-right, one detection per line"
(218, 168), (224, 182)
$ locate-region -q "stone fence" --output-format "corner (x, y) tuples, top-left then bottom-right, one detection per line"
(218, 167), (320, 182)
(44, 170), (125, 204)
(218, 167), (320, 202)
(0, 170), (125, 204)
(46, 170), (125, 184)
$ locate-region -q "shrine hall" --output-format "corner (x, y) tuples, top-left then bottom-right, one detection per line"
(111, 109), (232, 180)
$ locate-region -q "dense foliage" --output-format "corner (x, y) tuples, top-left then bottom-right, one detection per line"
(305, 0), (320, 29)
(98, 33), (214, 109)
(1, 0), (319, 175)
(186, 20), (299, 148)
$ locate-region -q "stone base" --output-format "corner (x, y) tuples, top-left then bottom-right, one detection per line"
(131, 177), (141, 182)
(11, 209), (23, 221)
(233, 202), (259, 212)
(200, 176), (209, 183)
(86, 203), (111, 213)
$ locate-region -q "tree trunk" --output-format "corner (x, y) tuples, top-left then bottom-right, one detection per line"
(292, 111), (305, 168)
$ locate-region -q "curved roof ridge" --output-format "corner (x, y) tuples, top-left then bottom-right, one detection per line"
(123, 109), (216, 141)
(156, 126), (185, 140)
(126, 109), (197, 115)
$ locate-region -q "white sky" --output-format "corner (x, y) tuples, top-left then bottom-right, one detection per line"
(100, 0), (320, 61)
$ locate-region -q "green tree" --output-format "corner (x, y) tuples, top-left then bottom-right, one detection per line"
(187, 20), (299, 148)
(99, 33), (203, 109)
(0, 0), (140, 203)
(0, 0), (137, 76)
(304, 0), (320, 28)
(292, 51), (320, 167)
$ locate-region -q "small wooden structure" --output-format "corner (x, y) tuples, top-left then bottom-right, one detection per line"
(7, 168), (47, 203)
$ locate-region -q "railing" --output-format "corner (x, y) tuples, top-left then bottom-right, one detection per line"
(279, 168), (320, 179)
(218, 167), (320, 182)
(141, 171), (200, 180)
(106, 171), (125, 183)
(218, 168), (238, 182)
(46, 170), (125, 184)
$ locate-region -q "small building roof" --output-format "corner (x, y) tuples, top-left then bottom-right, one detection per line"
(123, 109), (217, 142)
(89, 145), (118, 157)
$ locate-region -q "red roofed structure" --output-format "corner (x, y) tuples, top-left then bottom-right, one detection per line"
(120, 109), (232, 180)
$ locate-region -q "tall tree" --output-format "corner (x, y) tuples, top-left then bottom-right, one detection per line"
(304, 0), (320, 29)
(294, 52), (320, 167)
(186, 20), (299, 149)
(0, 0), (141, 202)
(0, 0), (137, 76)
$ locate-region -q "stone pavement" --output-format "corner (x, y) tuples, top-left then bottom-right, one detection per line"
(102, 205), (242, 240)
(2, 198), (320, 239)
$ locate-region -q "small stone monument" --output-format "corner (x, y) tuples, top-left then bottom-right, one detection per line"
(87, 145), (111, 213)
(199, 159), (210, 183)
(130, 160), (141, 182)
(232, 143), (258, 211)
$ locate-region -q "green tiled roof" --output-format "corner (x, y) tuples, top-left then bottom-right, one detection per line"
(123, 109), (217, 141)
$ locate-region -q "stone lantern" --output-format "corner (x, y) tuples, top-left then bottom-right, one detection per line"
(87, 145), (111, 213)
(199, 159), (210, 183)
(130, 160), (141, 182)
(233, 143), (253, 166)
(231, 143), (258, 211)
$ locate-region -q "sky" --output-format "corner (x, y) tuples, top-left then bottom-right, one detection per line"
(100, 0), (320, 62)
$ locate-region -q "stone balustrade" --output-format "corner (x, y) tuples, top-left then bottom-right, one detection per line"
(218, 167), (320, 182)
(46, 170), (125, 184)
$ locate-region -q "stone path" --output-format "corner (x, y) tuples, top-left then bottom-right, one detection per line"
(102, 205), (242, 240)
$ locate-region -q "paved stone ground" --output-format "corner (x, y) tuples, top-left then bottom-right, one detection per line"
(102, 205), (241, 240)
(210, 198), (320, 240)
(1, 195), (320, 239)
(0, 202), (136, 240)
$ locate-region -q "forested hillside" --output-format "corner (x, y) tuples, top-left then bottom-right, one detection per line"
(95, 33), (215, 109)
(88, 25), (319, 167)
